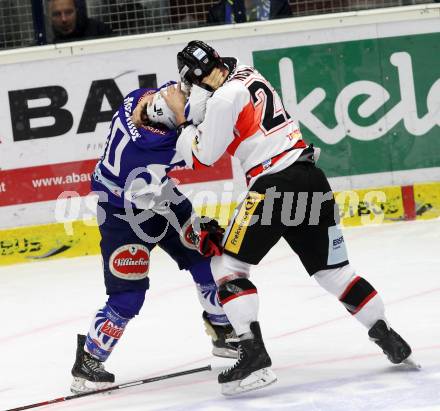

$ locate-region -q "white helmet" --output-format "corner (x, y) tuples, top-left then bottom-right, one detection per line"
(145, 90), (177, 129)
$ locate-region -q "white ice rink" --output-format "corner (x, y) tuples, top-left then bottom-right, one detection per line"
(1, 219), (440, 411)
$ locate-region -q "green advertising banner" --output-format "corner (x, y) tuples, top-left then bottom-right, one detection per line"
(253, 33), (440, 178)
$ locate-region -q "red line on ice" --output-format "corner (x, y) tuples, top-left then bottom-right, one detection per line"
(272, 286), (440, 339)
(0, 283), (194, 344)
(275, 344), (440, 370)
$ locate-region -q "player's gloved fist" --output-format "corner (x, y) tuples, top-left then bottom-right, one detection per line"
(189, 217), (225, 257)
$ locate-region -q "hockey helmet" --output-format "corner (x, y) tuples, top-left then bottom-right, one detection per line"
(177, 40), (223, 86)
(145, 89), (177, 129)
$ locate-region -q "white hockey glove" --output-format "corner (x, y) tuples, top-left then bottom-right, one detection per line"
(185, 84), (213, 126)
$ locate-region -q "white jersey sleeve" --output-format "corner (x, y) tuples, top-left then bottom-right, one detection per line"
(176, 81), (250, 167)
(185, 84), (213, 126)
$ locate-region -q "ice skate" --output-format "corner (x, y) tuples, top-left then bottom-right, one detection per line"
(368, 320), (420, 368)
(218, 322), (277, 396)
(203, 311), (239, 359)
(70, 334), (115, 394)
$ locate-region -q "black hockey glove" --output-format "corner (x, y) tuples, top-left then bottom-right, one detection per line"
(189, 217), (225, 257)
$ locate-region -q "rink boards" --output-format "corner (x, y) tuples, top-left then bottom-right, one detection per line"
(1, 181), (439, 266)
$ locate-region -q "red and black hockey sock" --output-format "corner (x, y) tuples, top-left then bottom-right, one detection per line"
(217, 278), (259, 336)
(218, 278), (258, 305)
(339, 276), (377, 315)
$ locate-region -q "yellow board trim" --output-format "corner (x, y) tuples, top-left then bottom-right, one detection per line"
(335, 186), (405, 226)
(1, 182), (439, 266)
(0, 220), (101, 266)
(414, 182), (440, 220)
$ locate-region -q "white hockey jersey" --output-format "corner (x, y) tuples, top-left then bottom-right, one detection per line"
(176, 63), (307, 185)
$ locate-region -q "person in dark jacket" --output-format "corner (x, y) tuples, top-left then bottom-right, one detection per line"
(48, 0), (113, 43)
(207, 0), (292, 25)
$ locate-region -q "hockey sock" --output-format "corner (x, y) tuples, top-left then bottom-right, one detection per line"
(339, 276), (386, 328)
(314, 265), (386, 329)
(339, 275), (377, 314)
(190, 260), (229, 326)
(218, 278), (259, 336)
(354, 293), (385, 329)
(85, 304), (130, 362)
(84, 290), (145, 361)
(196, 281), (229, 326)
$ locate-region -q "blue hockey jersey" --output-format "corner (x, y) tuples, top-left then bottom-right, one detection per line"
(92, 85), (185, 209)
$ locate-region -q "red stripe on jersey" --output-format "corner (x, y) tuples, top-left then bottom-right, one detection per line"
(352, 290), (378, 315)
(227, 101), (263, 156)
(192, 153), (211, 170)
(220, 289), (258, 305)
(339, 276), (361, 301)
(245, 139), (307, 183)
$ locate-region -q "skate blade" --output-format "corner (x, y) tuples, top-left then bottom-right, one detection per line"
(70, 377), (113, 394)
(212, 346), (238, 359)
(221, 368), (277, 396)
(402, 355), (421, 370)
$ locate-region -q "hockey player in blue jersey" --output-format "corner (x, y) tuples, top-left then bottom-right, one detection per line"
(70, 82), (235, 393)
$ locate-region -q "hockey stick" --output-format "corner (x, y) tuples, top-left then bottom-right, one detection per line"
(6, 365), (212, 411)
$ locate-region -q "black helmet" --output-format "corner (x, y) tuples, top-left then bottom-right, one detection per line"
(177, 40), (223, 86)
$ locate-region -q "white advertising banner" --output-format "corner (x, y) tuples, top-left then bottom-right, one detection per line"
(0, 5), (439, 227)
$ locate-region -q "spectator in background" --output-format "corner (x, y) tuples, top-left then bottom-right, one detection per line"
(101, 0), (151, 35)
(48, 0), (113, 42)
(207, 0), (292, 25)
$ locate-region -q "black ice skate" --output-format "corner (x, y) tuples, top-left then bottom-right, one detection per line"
(218, 322), (277, 396)
(71, 334), (115, 393)
(203, 311), (238, 359)
(368, 320), (420, 368)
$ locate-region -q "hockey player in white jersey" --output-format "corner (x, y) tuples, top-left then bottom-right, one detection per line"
(162, 40), (417, 396)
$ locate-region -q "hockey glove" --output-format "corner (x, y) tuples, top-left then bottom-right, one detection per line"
(189, 217), (225, 257)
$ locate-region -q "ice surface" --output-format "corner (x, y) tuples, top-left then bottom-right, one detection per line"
(1, 219), (439, 410)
